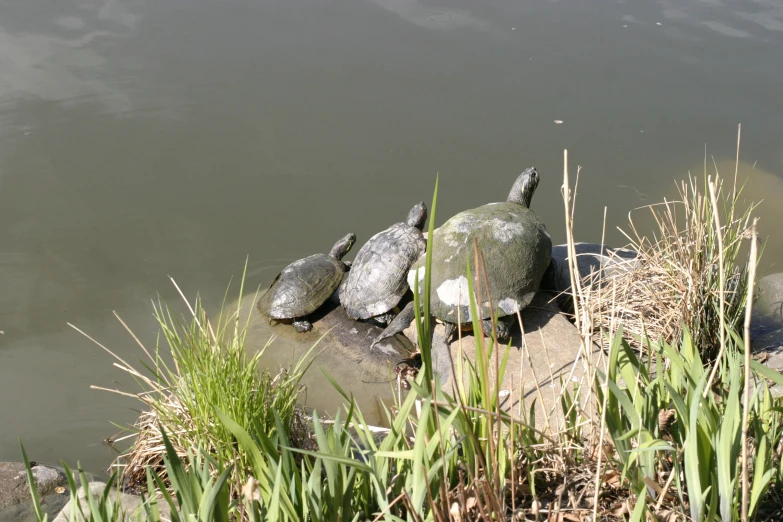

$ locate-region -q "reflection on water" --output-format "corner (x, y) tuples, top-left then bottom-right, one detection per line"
(0, 0), (142, 116)
(660, 0), (783, 36)
(1, 0), (783, 474)
(363, 0), (492, 32)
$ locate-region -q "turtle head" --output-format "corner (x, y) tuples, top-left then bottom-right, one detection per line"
(506, 167), (539, 208)
(406, 202), (428, 230)
(330, 233), (356, 260)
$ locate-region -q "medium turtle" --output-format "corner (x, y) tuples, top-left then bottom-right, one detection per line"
(373, 168), (551, 345)
(340, 202), (428, 324)
(258, 233), (356, 333)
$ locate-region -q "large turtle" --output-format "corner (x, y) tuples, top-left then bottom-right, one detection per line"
(373, 168), (551, 345)
(340, 202), (428, 324)
(257, 233), (356, 333)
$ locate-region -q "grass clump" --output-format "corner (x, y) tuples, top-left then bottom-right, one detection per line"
(597, 326), (783, 521)
(71, 269), (312, 499)
(582, 167), (759, 361)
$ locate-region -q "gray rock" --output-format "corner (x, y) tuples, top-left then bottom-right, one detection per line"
(542, 243), (639, 294)
(749, 273), (783, 396)
(752, 273), (783, 341)
(0, 462), (70, 522)
(541, 243), (638, 313)
(757, 272), (783, 323)
(52, 482), (170, 522)
(402, 291), (597, 431)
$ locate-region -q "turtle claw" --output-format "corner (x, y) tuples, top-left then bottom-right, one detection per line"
(480, 318), (511, 341)
(293, 319), (313, 333)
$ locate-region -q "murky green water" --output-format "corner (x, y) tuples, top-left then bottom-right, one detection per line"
(1, 0), (783, 473)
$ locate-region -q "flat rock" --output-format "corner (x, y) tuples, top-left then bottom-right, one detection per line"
(52, 482), (170, 522)
(401, 291), (596, 432)
(252, 271), (593, 432)
(266, 296), (415, 370)
(0, 462), (70, 522)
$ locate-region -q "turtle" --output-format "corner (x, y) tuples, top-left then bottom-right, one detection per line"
(340, 202), (428, 325)
(372, 168), (551, 346)
(257, 233), (356, 333)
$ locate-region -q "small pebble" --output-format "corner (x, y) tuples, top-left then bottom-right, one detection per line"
(24, 132), (32, 136)
(554, 120), (563, 124)
(657, 22), (662, 26)
(512, 27), (516, 30)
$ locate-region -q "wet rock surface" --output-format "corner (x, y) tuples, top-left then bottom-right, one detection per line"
(0, 462), (70, 522)
(269, 297), (415, 365)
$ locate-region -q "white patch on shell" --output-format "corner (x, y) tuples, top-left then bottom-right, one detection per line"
(492, 219), (525, 243)
(284, 258), (308, 274)
(436, 276), (471, 307)
(407, 267), (426, 289)
(366, 299), (394, 317)
(497, 297), (520, 315)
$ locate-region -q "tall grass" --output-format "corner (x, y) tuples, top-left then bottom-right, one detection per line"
(583, 159), (760, 361)
(69, 264), (312, 499)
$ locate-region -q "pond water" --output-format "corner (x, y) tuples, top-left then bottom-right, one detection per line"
(1, 0), (783, 474)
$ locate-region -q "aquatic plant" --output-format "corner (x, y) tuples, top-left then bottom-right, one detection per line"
(68, 262), (312, 500)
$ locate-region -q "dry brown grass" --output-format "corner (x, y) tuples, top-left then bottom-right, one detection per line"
(580, 171), (758, 359)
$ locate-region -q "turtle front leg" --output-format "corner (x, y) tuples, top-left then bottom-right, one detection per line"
(293, 318), (313, 333)
(371, 302), (416, 347)
(374, 312), (396, 326)
(480, 318), (511, 342)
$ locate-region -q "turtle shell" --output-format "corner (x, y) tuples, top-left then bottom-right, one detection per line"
(341, 222), (426, 320)
(258, 253), (345, 319)
(407, 202), (551, 323)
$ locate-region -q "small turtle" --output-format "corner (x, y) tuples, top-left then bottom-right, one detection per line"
(257, 233), (356, 333)
(373, 168), (551, 345)
(340, 202), (428, 324)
